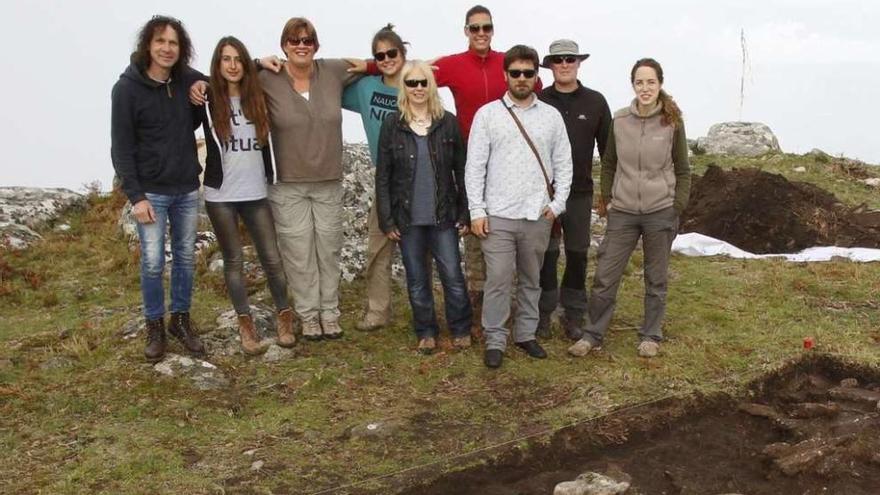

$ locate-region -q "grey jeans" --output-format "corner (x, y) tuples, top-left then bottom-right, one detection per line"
(480, 216), (553, 351)
(583, 206), (678, 346)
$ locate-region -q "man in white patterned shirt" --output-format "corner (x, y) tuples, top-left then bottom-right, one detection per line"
(465, 45), (573, 369)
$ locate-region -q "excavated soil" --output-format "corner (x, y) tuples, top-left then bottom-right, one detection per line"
(679, 165), (880, 253)
(394, 355), (880, 495)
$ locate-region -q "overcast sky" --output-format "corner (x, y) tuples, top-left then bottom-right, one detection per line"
(3, 0), (877, 191)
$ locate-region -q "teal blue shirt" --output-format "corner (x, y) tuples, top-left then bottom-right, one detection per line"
(342, 75), (399, 165)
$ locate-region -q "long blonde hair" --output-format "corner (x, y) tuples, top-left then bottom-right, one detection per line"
(397, 61), (445, 124)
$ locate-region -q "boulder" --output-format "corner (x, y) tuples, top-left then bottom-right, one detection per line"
(153, 353), (228, 390)
(696, 122), (781, 157)
(553, 472), (630, 495)
(0, 187), (83, 249)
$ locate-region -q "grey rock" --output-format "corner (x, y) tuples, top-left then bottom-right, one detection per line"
(862, 178), (880, 188)
(696, 122), (781, 157)
(120, 316), (146, 340)
(40, 355), (76, 370)
(0, 187), (83, 250)
(840, 378), (859, 388)
(55, 223), (71, 232)
(209, 258), (224, 273)
(250, 460), (264, 471)
(792, 166), (806, 173)
(153, 354), (228, 390)
(262, 344), (295, 363)
(553, 472), (630, 495)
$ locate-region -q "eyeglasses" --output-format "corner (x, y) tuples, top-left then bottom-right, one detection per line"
(507, 69), (536, 79)
(550, 56), (578, 65)
(466, 23), (494, 34)
(286, 37), (315, 47)
(404, 79), (428, 88)
(374, 48), (399, 62)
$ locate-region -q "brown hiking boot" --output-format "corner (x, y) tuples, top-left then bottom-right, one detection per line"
(536, 312), (553, 339)
(560, 313), (585, 341)
(168, 312), (205, 355)
(238, 314), (267, 356)
(144, 317), (166, 362)
(276, 308), (296, 348)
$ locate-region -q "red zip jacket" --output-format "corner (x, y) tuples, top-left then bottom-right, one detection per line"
(434, 49), (543, 142)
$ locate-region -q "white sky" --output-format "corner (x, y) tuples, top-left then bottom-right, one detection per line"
(3, 0), (878, 190)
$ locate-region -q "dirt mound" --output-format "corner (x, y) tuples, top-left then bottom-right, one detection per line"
(680, 165), (880, 253)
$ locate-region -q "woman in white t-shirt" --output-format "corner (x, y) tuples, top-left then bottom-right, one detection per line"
(201, 36), (294, 355)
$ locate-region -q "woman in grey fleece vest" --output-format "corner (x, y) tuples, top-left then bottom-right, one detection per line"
(568, 58), (691, 359)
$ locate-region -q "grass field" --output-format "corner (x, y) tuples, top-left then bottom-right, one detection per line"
(1, 152), (879, 494)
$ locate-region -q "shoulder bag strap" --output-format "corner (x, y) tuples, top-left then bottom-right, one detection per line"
(502, 100), (554, 200)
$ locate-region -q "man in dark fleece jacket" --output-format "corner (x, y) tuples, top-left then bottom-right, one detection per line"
(110, 16), (206, 362)
(536, 40), (612, 341)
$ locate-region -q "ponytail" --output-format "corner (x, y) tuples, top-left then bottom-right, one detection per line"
(658, 90), (682, 129)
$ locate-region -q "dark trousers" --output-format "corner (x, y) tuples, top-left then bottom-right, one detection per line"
(539, 192), (592, 320)
(205, 199), (289, 315)
(399, 225), (472, 339)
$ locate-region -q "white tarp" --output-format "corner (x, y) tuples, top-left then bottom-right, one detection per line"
(671, 232), (880, 262)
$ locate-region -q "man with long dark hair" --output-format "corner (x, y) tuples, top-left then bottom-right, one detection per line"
(111, 15), (207, 362)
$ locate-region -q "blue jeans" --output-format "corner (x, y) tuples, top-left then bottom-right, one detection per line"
(399, 225), (472, 339)
(136, 190), (199, 320)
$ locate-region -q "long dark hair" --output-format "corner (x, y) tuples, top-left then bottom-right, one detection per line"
(208, 36), (270, 145)
(132, 15), (193, 77)
(630, 58), (682, 128)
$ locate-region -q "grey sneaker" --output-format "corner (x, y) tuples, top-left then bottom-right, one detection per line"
(302, 318), (322, 341)
(322, 319), (344, 339)
(567, 339), (598, 357)
(638, 341), (660, 358)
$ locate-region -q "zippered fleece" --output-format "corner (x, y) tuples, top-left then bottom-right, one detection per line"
(600, 99), (691, 214)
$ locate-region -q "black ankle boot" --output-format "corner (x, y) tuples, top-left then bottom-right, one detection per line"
(144, 318), (167, 362)
(168, 312), (205, 355)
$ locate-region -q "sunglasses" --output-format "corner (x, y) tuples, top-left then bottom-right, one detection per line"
(551, 56), (578, 65)
(286, 37), (315, 47)
(507, 69), (536, 79)
(374, 48), (399, 62)
(466, 23), (494, 34)
(404, 79), (428, 88)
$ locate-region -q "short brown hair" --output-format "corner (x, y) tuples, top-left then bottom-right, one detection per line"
(279, 17), (320, 51)
(503, 45), (539, 71)
(465, 5), (492, 24)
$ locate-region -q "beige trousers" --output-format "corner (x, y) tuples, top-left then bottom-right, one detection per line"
(268, 181), (343, 322)
(363, 201), (394, 321)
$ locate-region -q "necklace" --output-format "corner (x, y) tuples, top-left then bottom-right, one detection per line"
(411, 115), (431, 126)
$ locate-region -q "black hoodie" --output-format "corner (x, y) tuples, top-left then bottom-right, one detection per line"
(110, 63), (205, 204)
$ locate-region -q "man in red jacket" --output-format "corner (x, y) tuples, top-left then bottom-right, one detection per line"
(433, 5), (542, 336)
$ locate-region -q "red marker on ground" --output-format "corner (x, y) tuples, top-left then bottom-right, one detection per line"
(803, 337), (814, 350)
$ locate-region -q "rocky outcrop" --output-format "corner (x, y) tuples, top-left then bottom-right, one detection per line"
(0, 187), (84, 249)
(696, 122), (781, 157)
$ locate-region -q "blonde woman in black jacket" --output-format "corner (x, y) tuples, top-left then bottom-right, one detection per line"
(375, 61), (472, 354)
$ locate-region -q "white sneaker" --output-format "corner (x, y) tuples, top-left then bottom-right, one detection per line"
(638, 341), (660, 358)
(567, 339), (597, 357)
(302, 318), (322, 341)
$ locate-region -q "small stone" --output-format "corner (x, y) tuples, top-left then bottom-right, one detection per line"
(262, 344), (294, 363)
(840, 378), (859, 388)
(788, 402), (841, 419)
(348, 419), (406, 440)
(737, 403), (780, 419)
(553, 472), (630, 495)
(243, 449), (258, 457)
(863, 178), (880, 188)
(154, 354), (228, 391)
(55, 223), (71, 232)
(209, 258), (224, 273)
(250, 460), (264, 471)
(793, 166), (806, 173)
(828, 386), (880, 405)
(120, 316), (145, 340)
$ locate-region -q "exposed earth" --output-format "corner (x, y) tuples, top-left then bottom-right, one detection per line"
(680, 165), (880, 253)
(398, 356), (880, 495)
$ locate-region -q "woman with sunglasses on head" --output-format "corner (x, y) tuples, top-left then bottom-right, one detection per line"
(568, 58), (691, 359)
(341, 24), (407, 333)
(243, 18), (364, 342)
(375, 61), (472, 355)
(200, 36), (294, 356)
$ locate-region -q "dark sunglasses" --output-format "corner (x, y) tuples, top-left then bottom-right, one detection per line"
(404, 79), (428, 88)
(466, 23), (494, 34)
(507, 69), (536, 79)
(551, 56), (578, 65)
(286, 37), (315, 47)
(373, 48), (399, 62)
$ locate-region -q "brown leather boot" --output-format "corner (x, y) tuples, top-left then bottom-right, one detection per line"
(276, 308), (296, 348)
(237, 314), (266, 355)
(168, 312), (206, 355)
(144, 317), (166, 362)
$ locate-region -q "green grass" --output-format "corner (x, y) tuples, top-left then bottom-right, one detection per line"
(1, 152), (879, 494)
